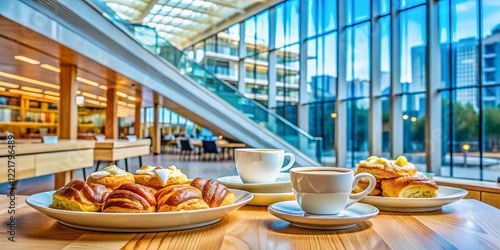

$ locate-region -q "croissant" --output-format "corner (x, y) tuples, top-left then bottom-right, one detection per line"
(50, 180), (111, 212)
(102, 183), (157, 212)
(190, 178), (236, 208)
(156, 185), (209, 212)
(381, 175), (438, 198)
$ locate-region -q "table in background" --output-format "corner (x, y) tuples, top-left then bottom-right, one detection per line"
(93, 139), (151, 175)
(0, 140), (95, 189)
(2, 198), (499, 249)
(191, 140), (247, 160)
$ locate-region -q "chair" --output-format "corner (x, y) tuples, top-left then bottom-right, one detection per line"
(201, 140), (221, 161)
(178, 139), (196, 160)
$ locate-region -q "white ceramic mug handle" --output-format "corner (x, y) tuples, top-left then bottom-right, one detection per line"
(280, 153), (295, 171)
(345, 173), (376, 209)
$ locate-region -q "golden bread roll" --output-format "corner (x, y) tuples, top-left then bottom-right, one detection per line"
(355, 158), (417, 180)
(50, 180), (111, 212)
(87, 165), (135, 190)
(190, 178), (236, 208)
(381, 175), (438, 198)
(353, 178), (382, 196)
(134, 165), (188, 189)
(156, 185), (209, 212)
(102, 183), (157, 212)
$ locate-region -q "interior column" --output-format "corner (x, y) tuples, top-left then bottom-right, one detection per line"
(134, 90), (142, 138)
(105, 85), (118, 139)
(152, 102), (161, 155)
(55, 64), (78, 188)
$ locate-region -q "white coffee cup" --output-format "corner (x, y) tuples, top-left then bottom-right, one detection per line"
(290, 167), (376, 215)
(235, 148), (295, 183)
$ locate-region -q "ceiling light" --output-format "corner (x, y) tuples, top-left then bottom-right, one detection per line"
(0, 71), (59, 89)
(127, 96), (136, 101)
(43, 95), (60, 101)
(99, 85), (108, 90)
(76, 76), (99, 87)
(76, 90), (81, 94)
(76, 96), (85, 106)
(116, 91), (128, 98)
(0, 87), (5, 91)
(127, 103), (136, 108)
(0, 81), (19, 89)
(44, 91), (60, 96)
(97, 96), (107, 101)
(40, 64), (61, 73)
(85, 99), (100, 105)
(82, 92), (97, 99)
(117, 100), (127, 106)
(99, 102), (107, 107)
(20, 86), (43, 93)
(14, 55), (40, 65)
(9, 89), (44, 98)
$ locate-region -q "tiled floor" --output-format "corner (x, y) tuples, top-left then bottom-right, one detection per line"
(0, 153), (238, 195)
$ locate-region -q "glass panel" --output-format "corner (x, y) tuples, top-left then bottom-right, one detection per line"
(381, 96), (390, 158)
(347, 23), (370, 98)
(307, 101), (336, 165)
(354, 0), (370, 23)
(347, 98), (370, 167)
(400, 0), (426, 9)
(324, 0), (337, 32)
(256, 11), (270, 52)
(402, 93), (426, 172)
(307, 0), (317, 37)
(324, 33), (337, 101)
(245, 17), (256, 57)
(482, 0), (500, 86)
(449, 89), (480, 179)
(400, 6), (426, 93)
(380, 0), (390, 15)
(380, 16), (391, 94)
(275, 3), (285, 48)
(453, 0), (478, 88)
(483, 86), (500, 181)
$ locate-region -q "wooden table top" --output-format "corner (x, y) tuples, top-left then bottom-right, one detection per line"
(1, 197), (499, 249)
(0, 140), (95, 156)
(94, 139), (151, 149)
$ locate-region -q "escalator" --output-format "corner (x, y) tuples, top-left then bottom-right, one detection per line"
(2, 0), (323, 167)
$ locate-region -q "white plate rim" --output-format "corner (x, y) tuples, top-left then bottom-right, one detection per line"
(25, 188), (253, 232)
(360, 186), (468, 210)
(217, 173), (291, 186)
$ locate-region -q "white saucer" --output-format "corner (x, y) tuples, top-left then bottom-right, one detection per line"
(217, 173), (292, 193)
(268, 201), (379, 230)
(248, 192), (295, 206)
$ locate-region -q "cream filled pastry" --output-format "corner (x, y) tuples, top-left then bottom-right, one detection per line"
(134, 165), (188, 189)
(86, 165), (135, 190)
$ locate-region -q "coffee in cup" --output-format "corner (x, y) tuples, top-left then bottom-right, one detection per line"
(235, 148), (295, 183)
(290, 167), (376, 214)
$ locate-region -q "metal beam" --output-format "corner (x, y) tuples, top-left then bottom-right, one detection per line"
(181, 0), (284, 49)
(134, 0), (158, 23)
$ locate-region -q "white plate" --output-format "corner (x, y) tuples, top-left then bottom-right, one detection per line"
(360, 186), (468, 212)
(247, 192), (295, 206)
(26, 189), (253, 232)
(268, 201), (379, 230)
(217, 173), (292, 193)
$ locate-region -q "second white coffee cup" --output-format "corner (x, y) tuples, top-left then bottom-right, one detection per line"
(235, 148), (295, 183)
(290, 167), (376, 214)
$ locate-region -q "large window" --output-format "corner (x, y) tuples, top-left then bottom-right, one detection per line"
(186, 0), (500, 181)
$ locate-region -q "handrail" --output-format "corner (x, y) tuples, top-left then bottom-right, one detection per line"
(84, 0), (318, 141)
(84, 0), (324, 162)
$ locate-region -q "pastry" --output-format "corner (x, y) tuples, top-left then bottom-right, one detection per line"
(156, 185), (209, 212)
(134, 165), (188, 189)
(381, 174), (438, 198)
(87, 165), (135, 190)
(190, 178), (236, 208)
(50, 180), (111, 212)
(353, 178), (382, 196)
(355, 156), (417, 180)
(102, 183), (157, 212)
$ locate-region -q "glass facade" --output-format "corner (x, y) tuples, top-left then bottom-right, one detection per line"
(185, 0), (500, 181)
